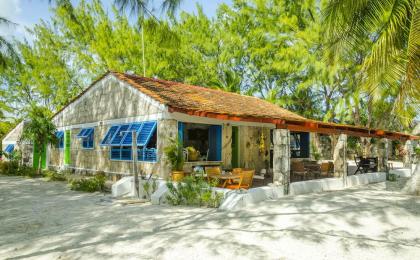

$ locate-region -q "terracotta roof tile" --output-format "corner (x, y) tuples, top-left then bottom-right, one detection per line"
(111, 71), (306, 122)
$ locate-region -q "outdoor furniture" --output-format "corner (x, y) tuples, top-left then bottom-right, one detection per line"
(205, 167), (221, 183)
(210, 174), (242, 188)
(303, 161), (321, 179)
(291, 161), (308, 181)
(320, 162), (330, 178)
(328, 162), (334, 174)
(225, 169), (255, 189)
(232, 168), (242, 175)
(354, 156), (378, 174)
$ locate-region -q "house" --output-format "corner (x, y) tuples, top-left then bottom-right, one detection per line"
(2, 71), (417, 188)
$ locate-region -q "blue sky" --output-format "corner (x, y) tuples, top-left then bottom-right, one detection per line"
(0, 0), (232, 41)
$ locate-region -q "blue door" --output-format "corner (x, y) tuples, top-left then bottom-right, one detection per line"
(208, 125), (222, 161)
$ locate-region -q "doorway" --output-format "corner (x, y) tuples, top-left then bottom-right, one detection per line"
(231, 126), (239, 168)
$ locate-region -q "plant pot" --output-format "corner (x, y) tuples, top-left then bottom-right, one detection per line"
(171, 171), (184, 182)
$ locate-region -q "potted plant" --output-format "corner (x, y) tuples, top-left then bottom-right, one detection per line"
(164, 137), (185, 181)
(186, 146), (199, 161)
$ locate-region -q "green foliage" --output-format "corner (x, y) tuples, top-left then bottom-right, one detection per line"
(0, 0), (417, 132)
(43, 170), (67, 181)
(142, 176), (158, 199)
(164, 137), (184, 171)
(20, 105), (57, 174)
(69, 172), (106, 192)
(324, 0), (419, 127)
(415, 147), (420, 156)
(311, 141), (321, 161)
(0, 160), (37, 178)
(166, 175), (224, 208)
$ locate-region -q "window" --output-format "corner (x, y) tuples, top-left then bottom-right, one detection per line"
(290, 132), (310, 158)
(4, 144), (14, 153)
(77, 128), (94, 149)
(178, 122), (222, 162)
(101, 121), (157, 161)
(55, 131), (64, 149)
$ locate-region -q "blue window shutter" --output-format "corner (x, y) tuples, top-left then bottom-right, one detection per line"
(101, 126), (119, 145)
(121, 123), (143, 145)
(300, 132), (310, 158)
(110, 124), (130, 146)
(77, 129), (87, 138)
(208, 125), (222, 161)
(178, 122), (184, 145)
(5, 144), (14, 153)
(137, 121), (157, 146)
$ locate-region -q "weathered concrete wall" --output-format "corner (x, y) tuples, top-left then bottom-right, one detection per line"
(53, 76), (161, 127)
(238, 126), (271, 173)
(158, 119), (178, 179)
(2, 121), (24, 144)
(222, 123), (232, 169)
(49, 76), (171, 178)
(272, 129), (290, 186)
(333, 134), (347, 178)
(49, 119), (176, 179)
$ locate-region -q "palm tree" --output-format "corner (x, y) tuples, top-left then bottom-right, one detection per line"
(114, 0), (183, 76)
(324, 0), (419, 125)
(0, 17), (19, 69)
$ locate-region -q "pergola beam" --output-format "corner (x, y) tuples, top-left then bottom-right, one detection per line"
(168, 106), (418, 141)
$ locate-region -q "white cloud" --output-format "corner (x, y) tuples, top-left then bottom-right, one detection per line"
(0, 0), (34, 42)
(0, 0), (22, 20)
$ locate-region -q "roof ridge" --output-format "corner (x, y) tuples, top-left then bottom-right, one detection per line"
(111, 71), (264, 101)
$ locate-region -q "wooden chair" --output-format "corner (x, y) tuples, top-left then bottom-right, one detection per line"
(320, 162), (330, 178)
(205, 167), (221, 183)
(232, 168), (242, 175)
(291, 161), (308, 181)
(328, 162), (334, 174)
(226, 169), (255, 189)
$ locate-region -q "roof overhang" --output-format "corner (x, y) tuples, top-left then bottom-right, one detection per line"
(168, 106), (418, 141)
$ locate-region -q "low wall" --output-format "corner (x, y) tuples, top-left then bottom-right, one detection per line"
(219, 185), (285, 211)
(290, 178), (343, 195)
(145, 171), (393, 211)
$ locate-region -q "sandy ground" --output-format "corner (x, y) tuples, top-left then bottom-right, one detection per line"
(1, 176), (419, 260)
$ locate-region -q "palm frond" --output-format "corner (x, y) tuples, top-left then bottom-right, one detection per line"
(114, 0), (149, 16)
(161, 0), (182, 16)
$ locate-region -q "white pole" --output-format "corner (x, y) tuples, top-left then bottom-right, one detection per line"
(132, 130), (139, 198)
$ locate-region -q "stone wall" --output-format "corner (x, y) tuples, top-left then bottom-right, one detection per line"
(49, 119), (176, 178)
(53, 76), (161, 127)
(48, 76), (173, 178)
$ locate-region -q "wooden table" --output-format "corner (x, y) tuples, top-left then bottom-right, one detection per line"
(210, 174), (242, 188)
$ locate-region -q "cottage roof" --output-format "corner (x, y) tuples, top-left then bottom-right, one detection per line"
(51, 71), (417, 141)
(111, 71), (306, 122)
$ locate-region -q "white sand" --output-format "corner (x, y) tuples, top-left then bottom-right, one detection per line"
(0, 176), (419, 260)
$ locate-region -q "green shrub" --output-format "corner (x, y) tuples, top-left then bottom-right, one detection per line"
(0, 161), (38, 177)
(0, 160), (19, 175)
(69, 173), (106, 192)
(43, 170), (67, 181)
(17, 166), (38, 178)
(142, 177), (158, 199)
(166, 175), (224, 208)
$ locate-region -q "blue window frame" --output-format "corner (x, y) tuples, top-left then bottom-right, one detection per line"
(137, 121), (157, 146)
(56, 131), (64, 149)
(100, 125), (119, 146)
(110, 124), (130, 146)
(105, 121), (157, 162)
(77, 128), (94, 149)
(4, 144), (14, 153)
(110, 146), (132, 161)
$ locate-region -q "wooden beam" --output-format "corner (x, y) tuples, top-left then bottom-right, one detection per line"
(168, 106), (416, 141)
